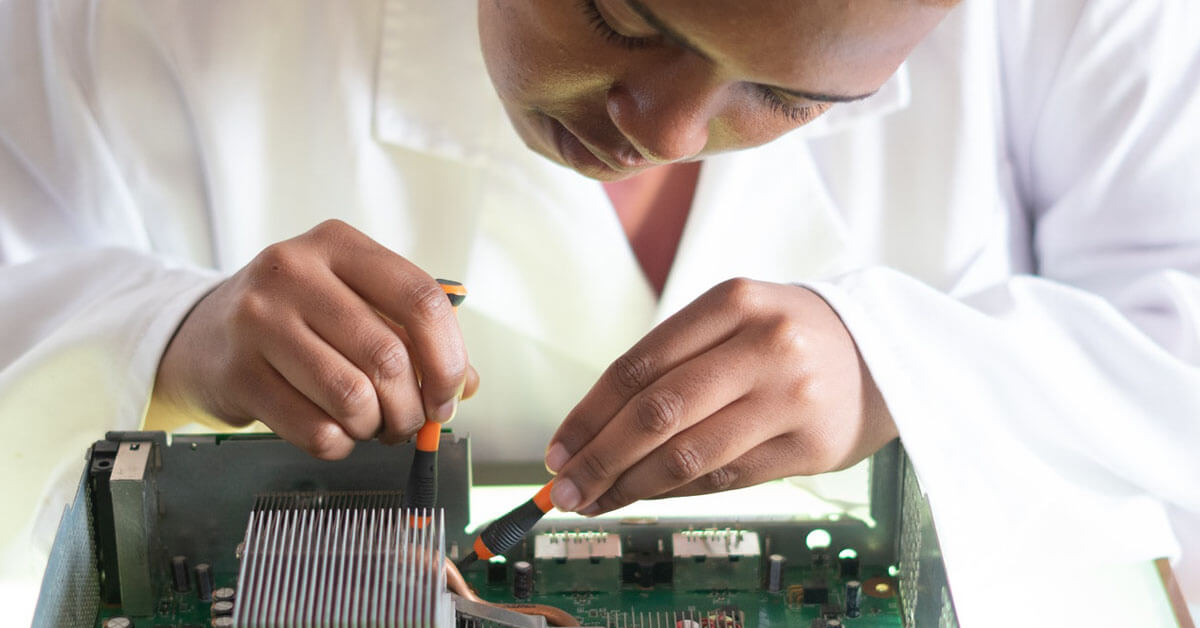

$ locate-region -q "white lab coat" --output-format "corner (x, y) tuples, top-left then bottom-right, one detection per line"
(2, 0), (1199, 624)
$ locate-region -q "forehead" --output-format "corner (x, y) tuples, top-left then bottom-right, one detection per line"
(638, 0), (948, 94)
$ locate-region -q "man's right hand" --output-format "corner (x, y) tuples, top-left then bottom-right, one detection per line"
(152, 219), (477, 459)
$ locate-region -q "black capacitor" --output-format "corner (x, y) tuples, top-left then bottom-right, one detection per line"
(802, 579), (829, 604)
(211, 618), (234, 628)
(845, 580), (863, 618)
(194, 563), (214, 602)
(487, 556), (508, 584)
(212, 587), (236, 602)
(767, 554), (786, 593)
(839, 555), (860, 579)
(825, 621), (843, 628)
(171, 555), (190, 592)
(512, 560), (533, 599)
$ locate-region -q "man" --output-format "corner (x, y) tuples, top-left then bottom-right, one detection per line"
(2, 0), (1198, 623)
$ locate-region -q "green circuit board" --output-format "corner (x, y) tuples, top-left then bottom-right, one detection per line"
(95, 567), (238, 628)
(95, 559), (902, 627)
(79, 434), (910, 628)
(461, 560), (902, 627)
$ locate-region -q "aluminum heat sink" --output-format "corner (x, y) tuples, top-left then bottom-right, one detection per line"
(231, 492), (453, 627)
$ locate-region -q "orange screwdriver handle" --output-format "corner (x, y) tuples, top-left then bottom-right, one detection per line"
(403, 279), (466, 513)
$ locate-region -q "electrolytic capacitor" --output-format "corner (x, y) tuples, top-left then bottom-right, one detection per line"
(194, 562), (214, 602)
(104, 618), (132, 628)
(213, 587), (236, 602)
(512, 560), (533, 599)
(211, 600), (234, 617)
(211, 617), (234, 628)
(839, 555), (860, 579)
(171, 555), (190, 592)
(845, 579), (863, 618)
(767, 554), (786, 593)
(487, 555), (508, 584)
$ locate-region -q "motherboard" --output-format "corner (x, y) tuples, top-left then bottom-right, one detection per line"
(33, 431), (952, 627)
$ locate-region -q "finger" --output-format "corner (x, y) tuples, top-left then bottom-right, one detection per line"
(550, 332), (758, 512)
(243, 359), (357, 461)
(462, 365), (480, 400)
(581, 397), (774, 515)
(302, 273), (425, 444)
(380, 320), (480, 407)
(258, 315), (382, 441)
(656, 432), (815, 499)
(546, 279), (764, 472)
(311, 220), (469, 424)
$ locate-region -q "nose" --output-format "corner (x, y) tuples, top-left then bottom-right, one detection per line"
(606, 57), (717, 164)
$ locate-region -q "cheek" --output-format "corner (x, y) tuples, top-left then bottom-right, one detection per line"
(477, 1), (542, 104)
(478, 0), (612, 111)
(705, 100), (829, 155)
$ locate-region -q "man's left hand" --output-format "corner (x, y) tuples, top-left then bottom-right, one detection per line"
(544, 278), (897, 515)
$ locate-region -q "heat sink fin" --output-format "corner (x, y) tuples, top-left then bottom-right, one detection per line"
(232, 491), (452, 627)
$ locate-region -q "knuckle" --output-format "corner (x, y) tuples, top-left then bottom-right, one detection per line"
(325, 370), (375, 420)
(398, 412), (425, 438)
(596, 483), (631, 511)
(716, 277), (762, 312)
(702, 465), (737, 492)
(381, 406), (426, 444)
(254, 242), (301, 276)
(379, 425), (415, 445)
(783, 370), (818, 404)
(780, 431), (831, 475)
(763, 316), (807, 356)
(305, 423), (353, 461)
(576, 450), (615, 483)
(633, 387), (684, 437)
(368, 339), (411, 382)
(609, 352), (654, 396)
(407, 279), (454, 325)
(664, 444), (705, 482)
(229, 291), (273, 329)
(309, 218), (351, 239)
(304, 219), (362, 256)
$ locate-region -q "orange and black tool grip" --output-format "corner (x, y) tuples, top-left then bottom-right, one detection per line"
(402, 279), (466, 513)
(437, 278), (467, 309)
(403, 423), (441, 511)
(456, 481), (554, 571)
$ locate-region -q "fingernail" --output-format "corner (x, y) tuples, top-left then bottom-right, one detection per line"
(431, 397), (457, 423)
(544, 442), (569, 473)
(550, 477), (581, 512)
(578, 503), (600, 517)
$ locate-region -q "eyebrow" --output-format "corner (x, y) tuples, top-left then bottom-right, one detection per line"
(624, 0), (880, 104)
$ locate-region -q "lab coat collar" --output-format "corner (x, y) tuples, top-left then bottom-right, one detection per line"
(372, 0), (913, 164)
(373, 0), (510, 166)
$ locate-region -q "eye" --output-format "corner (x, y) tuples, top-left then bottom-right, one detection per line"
(757, 87), (826, 124)
(580, 0), (658, 50)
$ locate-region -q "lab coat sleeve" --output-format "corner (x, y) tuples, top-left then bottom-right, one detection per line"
(805, 0), (1200, 621)
(0, 0), (222, 423)
(0, 0), (222, 597)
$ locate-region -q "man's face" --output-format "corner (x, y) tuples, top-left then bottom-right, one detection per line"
(477, 0), (950, 181)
